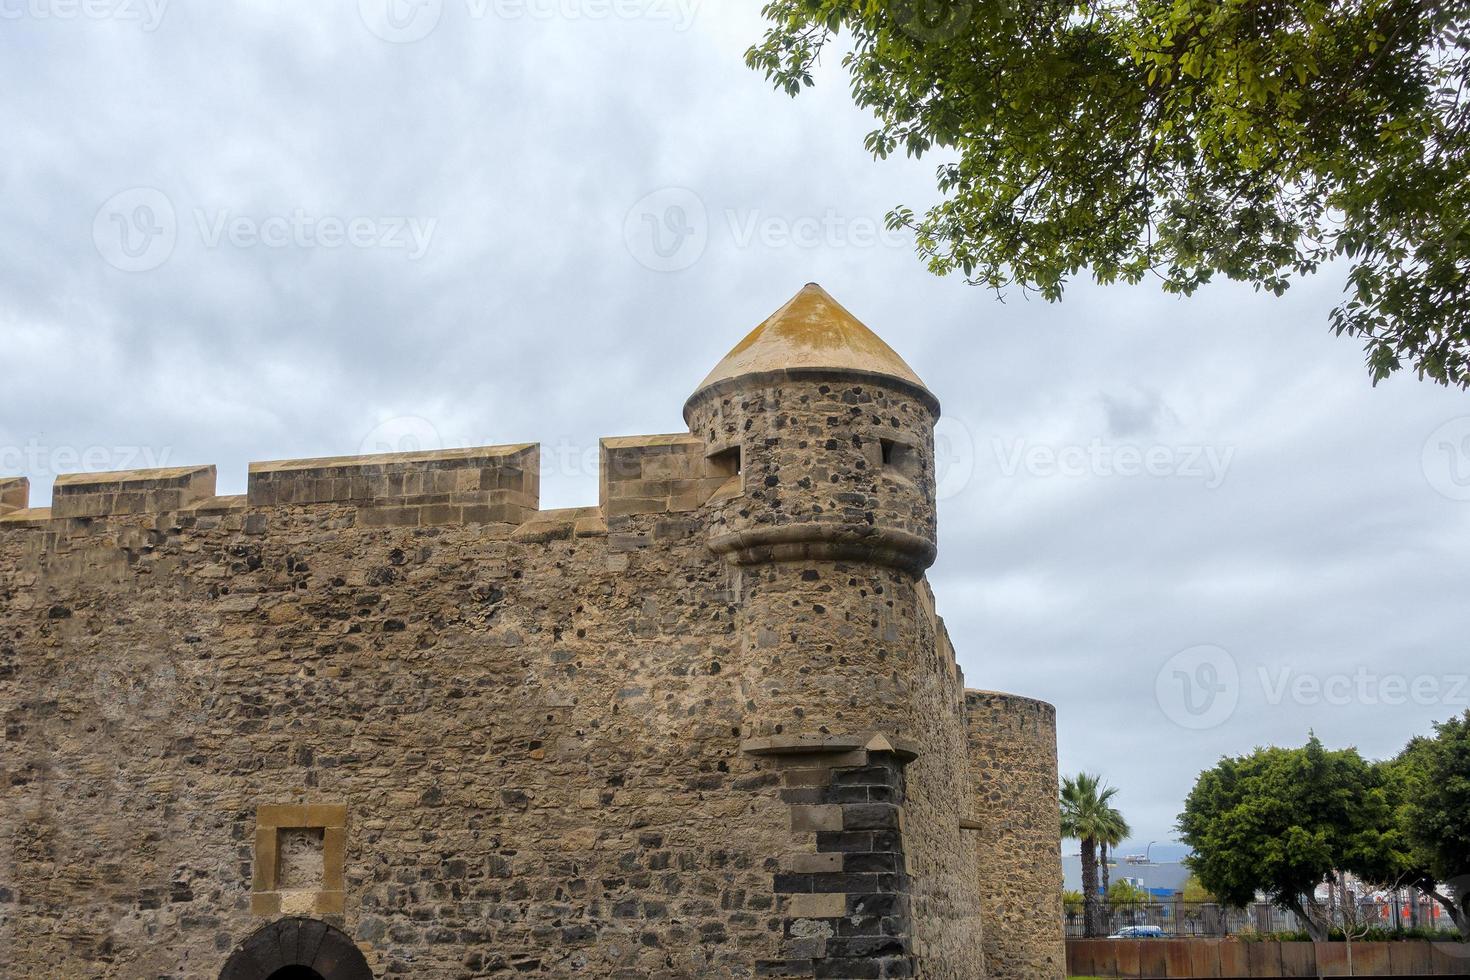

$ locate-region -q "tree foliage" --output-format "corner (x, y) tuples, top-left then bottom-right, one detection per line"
(748, 0), (1470, 387)
(1176, 735), (1400, 941)
(1383, 710), (1470, 934)
(1107, 878), (1150, 910)
(1181, 873), (1217, 904)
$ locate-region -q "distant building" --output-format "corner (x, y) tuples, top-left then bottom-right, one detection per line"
(1062, 855), (1192, 897)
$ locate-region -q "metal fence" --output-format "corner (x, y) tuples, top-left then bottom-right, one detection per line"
(1064, 895), (1462, 939)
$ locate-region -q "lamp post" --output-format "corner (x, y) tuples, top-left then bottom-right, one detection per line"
(1137, 843), (1155, 929)
(1138, 842), (1157, 895)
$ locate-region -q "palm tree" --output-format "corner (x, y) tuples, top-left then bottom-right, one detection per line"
(1098, 804), (1132, 929)
(1061, 772), (1127, 938)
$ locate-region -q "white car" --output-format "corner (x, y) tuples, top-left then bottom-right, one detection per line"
(1109, 925), (1166, 939)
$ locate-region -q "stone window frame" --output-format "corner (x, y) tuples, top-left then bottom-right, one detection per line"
(251, 804), (347, 917)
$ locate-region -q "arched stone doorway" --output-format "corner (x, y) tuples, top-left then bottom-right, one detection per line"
(219, 917), (373, 980)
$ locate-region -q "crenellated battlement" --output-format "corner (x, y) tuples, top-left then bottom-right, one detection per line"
(0, 283), (1066, 980)
(599, 434), (737, 518)
(0, 434), (746, 534)
(248, 444), (539, 527)
(52, 465), (218, 519)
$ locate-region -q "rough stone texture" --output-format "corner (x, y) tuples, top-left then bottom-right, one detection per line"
(687, 379), (938, 574)
(0, 285), (1062, 979)
(278, 829), (325, 891)
(0, 476), (28, 515)
(52, 466), (217, 520)
(965, 690), (1068, 980)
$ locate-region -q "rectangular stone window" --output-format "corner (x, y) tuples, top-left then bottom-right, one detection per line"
(880, 439), (922, 482)
(252, 804), (346, 917)
(709, 445), (741, 479)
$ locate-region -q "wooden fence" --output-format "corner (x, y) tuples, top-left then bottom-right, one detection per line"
(1066, 939), (1470, 977)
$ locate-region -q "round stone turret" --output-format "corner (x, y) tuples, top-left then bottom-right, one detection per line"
(684, 283), (939, 575)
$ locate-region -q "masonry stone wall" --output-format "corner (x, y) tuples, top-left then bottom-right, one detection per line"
(0, 347), (1063, 978)
(965, 690), (1067, 979)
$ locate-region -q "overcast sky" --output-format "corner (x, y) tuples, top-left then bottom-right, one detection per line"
(3, 0), (1468, 858)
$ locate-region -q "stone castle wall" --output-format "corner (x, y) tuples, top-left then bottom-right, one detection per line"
(965, 690), (1067, 979)
(0, 375), (1063, 978)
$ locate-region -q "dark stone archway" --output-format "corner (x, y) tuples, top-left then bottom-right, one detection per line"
(219, 918), (373, 980)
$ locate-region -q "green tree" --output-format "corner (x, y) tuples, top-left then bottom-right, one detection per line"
(1176, 735), (1399, 942)
(1062, 887), (1086, 931)
(1383, 710), (1470, 936)
(1107, 879), (1150, 926)
(1061, 772), (1125, 938)
(748, 1), (1470, 387)
(1180, 874), (1215, 935)
(1181, 873), (1216, 904)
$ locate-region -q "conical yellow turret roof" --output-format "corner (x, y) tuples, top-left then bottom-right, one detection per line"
(687, 283), (932, 407)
